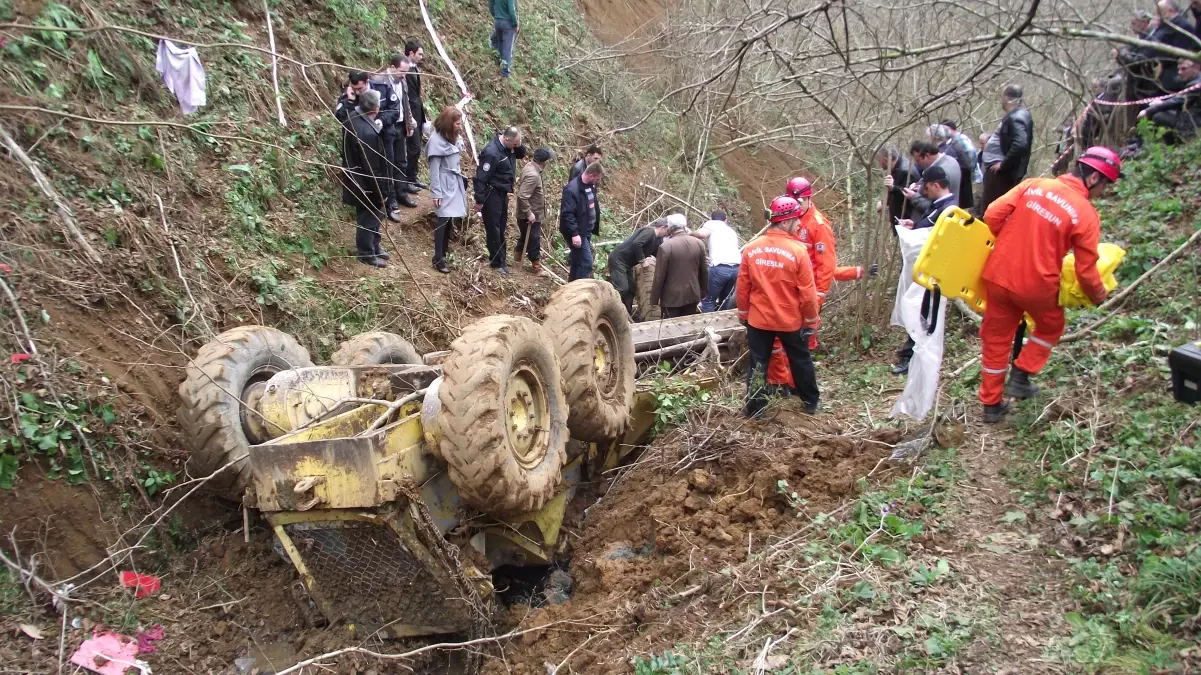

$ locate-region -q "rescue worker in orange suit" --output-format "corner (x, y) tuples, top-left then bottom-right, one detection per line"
(737, 196), (822, 418)
(785, 177), (877, 349)
(978, 146), (1120, 423)
(763, 177), (877, 391)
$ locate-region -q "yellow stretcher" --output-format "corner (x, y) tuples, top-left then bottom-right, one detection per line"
(909, 206), (1125, 332)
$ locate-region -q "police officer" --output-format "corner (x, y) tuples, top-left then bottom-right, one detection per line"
(473, 126), (527, 274)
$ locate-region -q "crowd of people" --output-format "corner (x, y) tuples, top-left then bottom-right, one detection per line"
(1075, 0), (1201, 149)
(330, 18), (1125, 425)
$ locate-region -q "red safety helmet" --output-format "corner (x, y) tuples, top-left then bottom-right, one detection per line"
(786, 176), (813, 199)
(768, 195), (802, 223)
(1077, 146), (1123, 182)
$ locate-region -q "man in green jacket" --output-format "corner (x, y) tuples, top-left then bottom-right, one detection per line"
(489, 0), (519, 78)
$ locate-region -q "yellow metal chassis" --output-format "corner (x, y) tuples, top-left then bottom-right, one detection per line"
(246, 361), (710, 633)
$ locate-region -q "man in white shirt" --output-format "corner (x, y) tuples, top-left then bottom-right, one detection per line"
(690, 209), (741, 311)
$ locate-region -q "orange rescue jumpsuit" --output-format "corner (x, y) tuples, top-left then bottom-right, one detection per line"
(737, 228), (822, 410)
(978, 175), (1107, 405)
(768, 206), (864, 386)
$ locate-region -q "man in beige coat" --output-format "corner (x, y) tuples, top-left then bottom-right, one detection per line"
(650, 217), (709, 318)
(514, 147), (554, 274)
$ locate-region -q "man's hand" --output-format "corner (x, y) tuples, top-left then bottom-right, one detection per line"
(1137, 109), (1148, 120)
(883, 174), (894, 189)
(571, 235), (582, 249)
(875, 199), (883, 213)
(896, 219), (915, 230)
(406, 127), (414, 137)
(901, 187), (918, 200)
(527, 211), (536, 222)
(867, 263), (879, 278)
(474, 203), (483, 213)
(988, 162), (1001, 174)
(345, 85), (356, 100)
(432, 198), (441, 208)
(641, 257), (654, 268)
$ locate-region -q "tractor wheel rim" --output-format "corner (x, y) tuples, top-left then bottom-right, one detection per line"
(240, 366), (281, 444)
(593, 318), (619, 398)
(506, 362), (549, 469)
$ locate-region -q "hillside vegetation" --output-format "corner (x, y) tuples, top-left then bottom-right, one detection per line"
(0, 0), (738, 517)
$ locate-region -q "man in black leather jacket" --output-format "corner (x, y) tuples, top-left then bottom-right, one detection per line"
(979, 84), (1033, 215)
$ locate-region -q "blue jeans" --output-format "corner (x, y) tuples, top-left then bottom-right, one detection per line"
(490, 18), (516, 77)
(702, 264), (739, 312)
(568, 235), (593, 281)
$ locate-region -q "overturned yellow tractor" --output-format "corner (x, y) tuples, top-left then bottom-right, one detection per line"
(177, 280), (743, 637)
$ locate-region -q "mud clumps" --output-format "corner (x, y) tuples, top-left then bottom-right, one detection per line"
(486, 412), (897, 673)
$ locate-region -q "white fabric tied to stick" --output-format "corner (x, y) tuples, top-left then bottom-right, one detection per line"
(155, 40), (207, 114)
(890, 225), (945, 421)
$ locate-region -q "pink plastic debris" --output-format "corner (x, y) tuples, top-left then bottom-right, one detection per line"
(136, 625), (165, 654)
(69, 632), (150, 675)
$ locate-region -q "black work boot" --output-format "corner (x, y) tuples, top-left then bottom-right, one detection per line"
(982, 400), (1011, 424)
(398, 193), (417, 208)
(891, 358), (910, 376)
(1004, 369), (1040, 399)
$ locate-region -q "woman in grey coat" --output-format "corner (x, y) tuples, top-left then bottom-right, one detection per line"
(425, 105), (469, 273)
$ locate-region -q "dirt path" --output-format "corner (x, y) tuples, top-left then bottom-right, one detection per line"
(942, 426), (1076, 673)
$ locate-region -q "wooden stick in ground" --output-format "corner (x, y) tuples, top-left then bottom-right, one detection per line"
(0, 122), (103, 264)
(155, 194), (213, 338)
(263, 0), (286, 127)
(1061, 226), (1201, 343)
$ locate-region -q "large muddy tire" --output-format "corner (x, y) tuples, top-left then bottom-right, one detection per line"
(329, 331), (422, 366)
(438, 316), (568, 516)
(178, 326), (313, 500)
(543, 280), (636, 441)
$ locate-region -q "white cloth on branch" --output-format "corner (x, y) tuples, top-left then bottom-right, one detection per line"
(155, 40), (207, 114)
(890, 225), (946, 421)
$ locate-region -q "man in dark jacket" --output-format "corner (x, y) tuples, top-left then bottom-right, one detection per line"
(559, 162), (603, 281)
(373, 56), (418, 218)
(979, 84), (1033, 215)
(651, 219), (709, 318)
(1139, 58), (1201, 139)
(876, 145), (918, 225)
(403, 40), (428, 192)
(896, 166), (955, 231)
(608, 219), (669, 316)
(474, 126), (527, 274)
(340, 89), (388, 268)
(570, 144), (603, 182)
(337, 70), (412, 217)
(1148, 0), (1198, 91)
